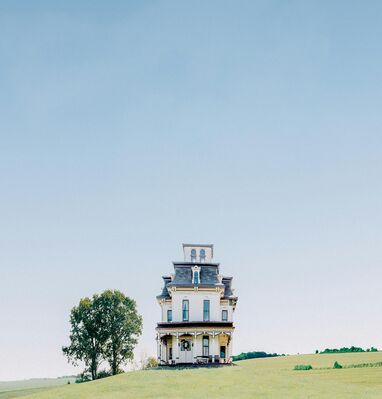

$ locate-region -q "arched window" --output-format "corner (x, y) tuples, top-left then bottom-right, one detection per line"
(200, 249), (206, 262)
(191, 248), (196, 262)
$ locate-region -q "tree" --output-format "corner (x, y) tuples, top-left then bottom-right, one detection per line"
(62, 290), (143, 379)
(62, 297), (107, 380)
(96, 290), (143, 375)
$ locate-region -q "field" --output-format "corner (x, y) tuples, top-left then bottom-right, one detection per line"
(0, 378), (75, 399)
(2, 352), (382, 399)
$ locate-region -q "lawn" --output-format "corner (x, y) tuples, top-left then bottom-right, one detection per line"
(3, 352), (382, 399)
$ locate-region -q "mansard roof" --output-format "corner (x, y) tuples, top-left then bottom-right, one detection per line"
(222, 277), (234, 297)
(159, 276), (172, 298)
(170, 262), (220, 286)
(157, 262), (236, 300)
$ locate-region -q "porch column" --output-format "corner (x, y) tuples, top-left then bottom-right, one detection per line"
(162, 340), (166, 363)
(212, 332), (215, 362)
(228, 333), (232, 362)
(193, 332), (197, 363)
(175, 334), (179, 364)
(156, 334), (160, 363)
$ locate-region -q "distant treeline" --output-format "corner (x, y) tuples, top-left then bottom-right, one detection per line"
(232, 351), (283, 361)
(319, 346), (378, 354)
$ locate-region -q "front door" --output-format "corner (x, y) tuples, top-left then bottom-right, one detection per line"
(220, 346), (226, 362)
(179, 339), (192, 363)
(168, 347), (173, 363)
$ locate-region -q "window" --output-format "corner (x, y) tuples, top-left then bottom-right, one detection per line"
(192, 266), (200, 285)
(182, 300), (189, 321)
(169, 347), (172, 360)
(200, 249), (206, 262)
(193, 271), (199, 285)
(222, 309), (228, 321)
(203, 336), (209, 356)
(167, 309), (172, 322)
(191, 249), (196, 262)
(203, 300), (210, 321)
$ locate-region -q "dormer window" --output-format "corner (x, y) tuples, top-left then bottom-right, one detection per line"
(191, 248), (197, 262)
(193, 271), (198, 285)
(192, 266), (200, 285)
(200, 249), (206, 262)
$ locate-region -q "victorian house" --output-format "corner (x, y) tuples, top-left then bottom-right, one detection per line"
(156, 244), (238, 365)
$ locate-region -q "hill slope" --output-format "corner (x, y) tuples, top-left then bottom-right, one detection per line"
(7, 352), (382, 399)
(0, 378), (75, 399)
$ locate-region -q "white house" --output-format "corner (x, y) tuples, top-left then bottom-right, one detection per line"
(156, 244), (238, 365)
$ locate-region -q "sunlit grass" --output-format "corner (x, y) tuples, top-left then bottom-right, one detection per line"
(3, 352), (382, 399)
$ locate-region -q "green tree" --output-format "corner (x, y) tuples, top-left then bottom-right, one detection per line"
(63, 290), (143, 379)
(96, 290), (143, 375)
(62, 297), (107, 380)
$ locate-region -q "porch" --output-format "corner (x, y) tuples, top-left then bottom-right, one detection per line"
(156, 329), (233, 365)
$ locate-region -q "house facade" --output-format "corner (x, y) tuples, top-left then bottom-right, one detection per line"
(156, 244), (238, 365)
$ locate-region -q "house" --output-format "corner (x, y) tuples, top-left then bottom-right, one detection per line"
(156, 244), (238, 365)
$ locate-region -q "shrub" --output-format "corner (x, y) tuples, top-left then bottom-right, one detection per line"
(75, 372), (92, 383)
(294, 364), (312, 371)
(97, 370), (113, 379)
(142, 356), (158, 370)
(348, 362), (382, 368)
(145, 356), (158, 369)
(370, 347), (378, 352)
(333, 361), (342, 369)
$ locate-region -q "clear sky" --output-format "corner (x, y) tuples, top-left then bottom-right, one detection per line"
(1, 0), (381, 381)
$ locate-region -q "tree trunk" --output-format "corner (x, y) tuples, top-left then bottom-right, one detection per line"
(91, 357), (98, 380)
(112, 348), (118, 375)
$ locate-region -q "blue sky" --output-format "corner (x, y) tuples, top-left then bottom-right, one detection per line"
(1, 0), (381, 380)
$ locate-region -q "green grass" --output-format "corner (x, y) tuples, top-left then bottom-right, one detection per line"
(0, 387), (56, 399)
(5, 352), (382, 399)
(0, 378), (75, 399)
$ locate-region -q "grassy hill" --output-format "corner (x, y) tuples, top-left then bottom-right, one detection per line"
(3, 352), (382, 399)
(0, 377), (75, 399)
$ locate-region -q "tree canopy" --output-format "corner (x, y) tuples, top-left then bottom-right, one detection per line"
(320, 346), (378, 354)
(232, 351), (282, 361)
(63, 290), (143, 379)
